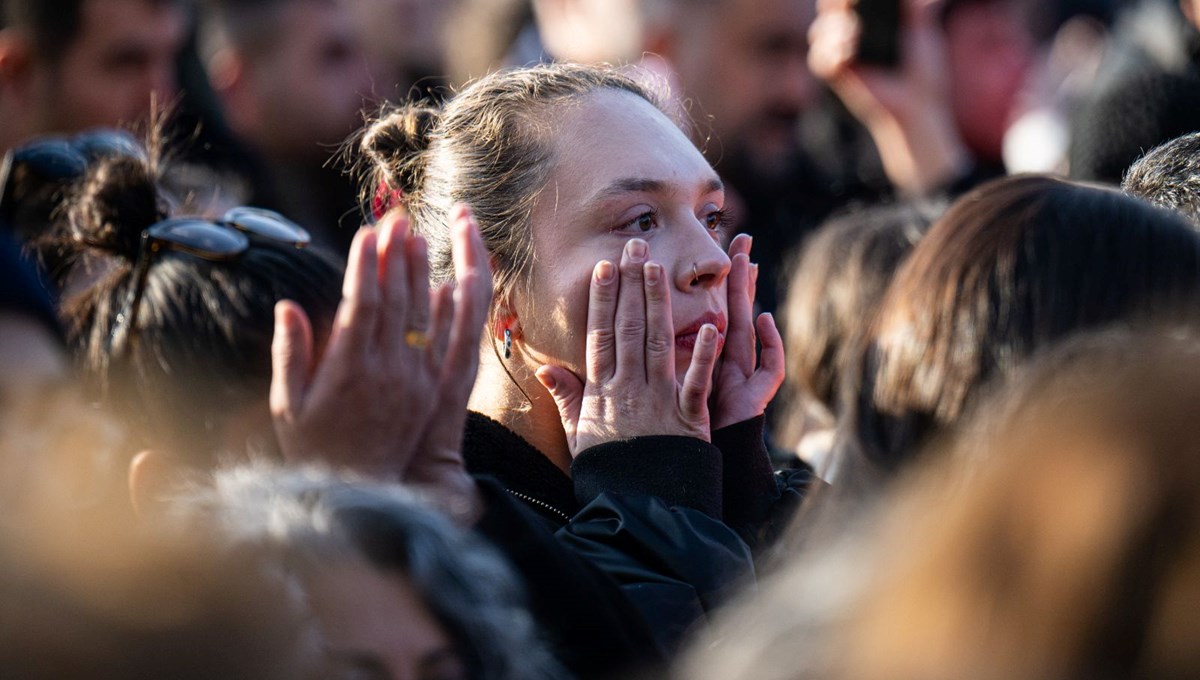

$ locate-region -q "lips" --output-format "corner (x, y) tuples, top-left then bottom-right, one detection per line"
(675, 311), (727, 353)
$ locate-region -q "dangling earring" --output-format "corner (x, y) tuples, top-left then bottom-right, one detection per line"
(503, 328), (513, 359)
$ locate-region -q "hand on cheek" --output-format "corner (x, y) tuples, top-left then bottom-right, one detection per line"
(536, 238), (720, 456)
(710, 234), (785, 429)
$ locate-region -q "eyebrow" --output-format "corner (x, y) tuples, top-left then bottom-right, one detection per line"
(588, 176), (725, 205)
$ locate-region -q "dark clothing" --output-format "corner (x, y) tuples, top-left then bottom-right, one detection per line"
(462, 411), (815, 659)
(1070, 4), (1200, 183)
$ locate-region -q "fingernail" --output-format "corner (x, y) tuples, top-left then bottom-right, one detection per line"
(596, 260), (616, 284)
(627, 238), (648, 262)
(699, 324), (716, 343)
(644, 262), (661, 285)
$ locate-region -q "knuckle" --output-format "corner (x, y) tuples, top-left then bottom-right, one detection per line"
(615, 318), (646, 337)
(645, 334), (672, 356)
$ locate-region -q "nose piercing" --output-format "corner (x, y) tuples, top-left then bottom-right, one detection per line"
(691, 263), (699, 283)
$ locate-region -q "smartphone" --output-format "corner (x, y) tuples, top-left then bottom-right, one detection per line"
(854, 0), (902, 68)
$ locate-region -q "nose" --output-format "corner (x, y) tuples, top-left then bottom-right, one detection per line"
(675, 231), (730, 292)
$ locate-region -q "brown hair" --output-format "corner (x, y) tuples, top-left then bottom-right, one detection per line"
(846, 175), (1200, 474)
(355, 62), (664, 306)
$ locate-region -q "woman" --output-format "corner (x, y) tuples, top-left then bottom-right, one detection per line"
(359, 63), (814, 646)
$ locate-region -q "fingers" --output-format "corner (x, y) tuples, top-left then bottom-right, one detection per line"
(613, 238), (648, 380)
(745, 312), (786, 398)
(429, 283), (455, 369)
(335, 227), (381, 351)
(679, 324), (720, 420)
(724, 250), (757, 375)
(446, 205), (493, 372)
(376, 212), (412, 352)
(643, 261), (675, 382)
(585, 259), (619, 383)
(406, 232), (432, 337)
(270, 300), (314, 423)
(536, 365), (584, 445)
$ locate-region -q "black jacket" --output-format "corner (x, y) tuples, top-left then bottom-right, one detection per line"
(463, 412), (815, 663)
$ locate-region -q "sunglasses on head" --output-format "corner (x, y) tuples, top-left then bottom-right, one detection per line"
(108, 206), (312, 357)
(0, 129), (145, 238)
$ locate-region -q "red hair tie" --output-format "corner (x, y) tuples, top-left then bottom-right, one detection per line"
(371, 180), (404, 221)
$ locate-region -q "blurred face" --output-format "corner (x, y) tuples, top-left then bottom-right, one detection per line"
(944, 0), (1034, 164)
(253, 0), (372, 159)
(307, 559), (466, 680)
(670, 0), (817, 177)
(517, 89), (732, 381)
(34, 0), (185, 134)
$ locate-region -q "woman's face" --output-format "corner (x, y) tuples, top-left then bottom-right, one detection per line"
(517, 89), (732, 380)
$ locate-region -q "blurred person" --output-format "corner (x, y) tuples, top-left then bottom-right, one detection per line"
(171, 464), (564, 680)
(1123, 130), (1200, 226)
(195, 0), (375, 249)
(351, 0), (459, 98)
(52, 138), (666, 678)
(832, 175), (1200, 498)
(1070, 0), (1200, 183)
(776, 200), (940, 473)
(358, 62), (815, 653)
(0, 0), (186, 152)
(678, 327), (1200, 680)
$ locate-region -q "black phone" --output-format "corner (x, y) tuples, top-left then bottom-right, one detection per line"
(854, 0), (902, 68)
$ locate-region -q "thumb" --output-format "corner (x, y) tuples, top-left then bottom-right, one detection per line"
(270, 300), (314, 423)
(535, 365), (584, 444)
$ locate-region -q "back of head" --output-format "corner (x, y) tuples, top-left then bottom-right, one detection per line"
(1123, 131), (1200, 228)
(174, 464), (562, 680)
(356, 63), (664, 302)
(57, 149), (343, 462)
(783, 200), (941, 415)
(848, 174), (1200, 474)
(684, 327), (1200, 680)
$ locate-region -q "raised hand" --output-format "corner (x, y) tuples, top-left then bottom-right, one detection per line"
(808, 0), (969, 194)
(269, 205), (492, 517)
(710, 234), (784, 430)
(535, 238), (721, 456)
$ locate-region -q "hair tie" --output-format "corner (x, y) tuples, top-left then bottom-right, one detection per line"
(371, 180), (405, 221)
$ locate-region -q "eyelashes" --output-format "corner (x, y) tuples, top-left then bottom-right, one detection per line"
(614, 207), (733, 234)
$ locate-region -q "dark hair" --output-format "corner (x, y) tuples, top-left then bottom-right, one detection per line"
(845, 174), (1200, 475)
(355, 63), (664, 307)
(177, 465), (563, 680)
(58, 150), (343, 462)
(783, 201), (941, 414)
(1123, 131), (1200, 228)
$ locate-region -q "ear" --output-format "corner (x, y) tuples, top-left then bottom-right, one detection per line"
(206, 47), (260, 136)
(128, 449), (181, 518)
(0, 29), (34, 91)
(490, 295), (522, 342)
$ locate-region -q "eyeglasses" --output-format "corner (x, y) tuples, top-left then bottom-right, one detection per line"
(0, 129), (145, 239)
(108, 207), (312, 356)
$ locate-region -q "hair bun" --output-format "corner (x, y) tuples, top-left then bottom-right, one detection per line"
(360, 104), (441, 195)
(69, 155), (168, 261)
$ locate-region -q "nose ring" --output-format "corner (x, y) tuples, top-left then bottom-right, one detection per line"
(691, 263), (699, 283)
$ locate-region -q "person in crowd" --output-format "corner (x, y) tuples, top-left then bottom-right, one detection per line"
(677, 327), (1200, 680)
(52, 136), (670, 677)
(1070, 0), (1200, 183)
(193, 0), (374, 250)
(828, 175), (1200, 500)
(1123, 131), (1200, 226)
(0, 0), (186, 153)
(358, 62), (814, 650)
(171, 464), (564, 680)
(776, 200), (940, 473)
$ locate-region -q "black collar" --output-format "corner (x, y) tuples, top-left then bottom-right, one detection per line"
(463, 411), (579, 524)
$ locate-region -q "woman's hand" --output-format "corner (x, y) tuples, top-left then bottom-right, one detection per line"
(270, 205), (491, 519)
(710, 234), (785, 430)
(536, 238), (721, 456)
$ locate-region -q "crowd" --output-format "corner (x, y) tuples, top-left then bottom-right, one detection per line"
(3, 0), (1200, 678)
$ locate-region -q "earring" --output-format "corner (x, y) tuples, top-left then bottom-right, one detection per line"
(503, 328), (512, 359)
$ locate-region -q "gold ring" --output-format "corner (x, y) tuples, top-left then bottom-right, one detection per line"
(404, 330), (429, 349)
